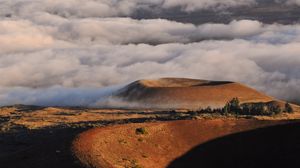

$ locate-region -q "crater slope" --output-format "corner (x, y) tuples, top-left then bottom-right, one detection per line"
(73, 119), (295, 168)
(114, 78), (274, 109)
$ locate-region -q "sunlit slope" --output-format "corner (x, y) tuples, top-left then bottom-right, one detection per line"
(115, 78), (274, 109)
(73, 119), (291, 168)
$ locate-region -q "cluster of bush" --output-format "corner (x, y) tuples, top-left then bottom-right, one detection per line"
(225, 98), (293, 116)
(195, 98), (294, 116)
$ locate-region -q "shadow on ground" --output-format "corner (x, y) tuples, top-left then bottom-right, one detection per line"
(168, 121), (300, 168)
(0, 114), (195, 168)
(0, 127), (84, 168)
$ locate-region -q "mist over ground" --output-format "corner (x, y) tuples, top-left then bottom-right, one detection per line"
(0, 0), (300, 106)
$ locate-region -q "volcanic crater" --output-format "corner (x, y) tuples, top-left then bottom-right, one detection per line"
(114, 78), (274, 109)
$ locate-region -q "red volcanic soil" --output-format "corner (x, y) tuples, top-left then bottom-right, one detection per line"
(115, 78), (274, 109)
(72, 119), (290, 168)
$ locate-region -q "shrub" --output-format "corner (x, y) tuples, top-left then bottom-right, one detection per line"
(268, 104), (282, 115)
(187, 111), (199, 119)
(241, 104), (251, 115)
(223, 103), (230, 114)
(223, 97), (241, 114)
(205, 106), (212, 113)
(284, 102), (294, 113)
(136, 127), (148, 135)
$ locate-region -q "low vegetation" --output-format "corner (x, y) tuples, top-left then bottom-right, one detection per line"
(194, 98), (294, 116)
(285, 102), (294, 113)
(135, 127), (148, 135)
(227, 98), (293, 116)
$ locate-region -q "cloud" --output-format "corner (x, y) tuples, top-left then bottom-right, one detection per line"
(0, 40), (300, 106)
(0, 0), (299, 106)
(161, 0), (256, 11)
(2, 17), (300, 52)
(283, 0), (300, 5)
(0, 0), (256, 19)
(0, 20), (54, 53)
(0, 85), (122, 107)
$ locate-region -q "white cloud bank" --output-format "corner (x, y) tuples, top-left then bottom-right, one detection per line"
(0, 40), (300, 106)
(0, 0), (299, 106)
(2, 18), (300, 53)
(0, 0), (256, 19)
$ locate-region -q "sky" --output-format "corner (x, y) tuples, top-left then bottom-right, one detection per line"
(0, 0), (300, 106)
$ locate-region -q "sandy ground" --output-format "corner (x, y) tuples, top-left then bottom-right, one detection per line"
(1, 104), (299, 131)
(73, 119), (294, 168)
